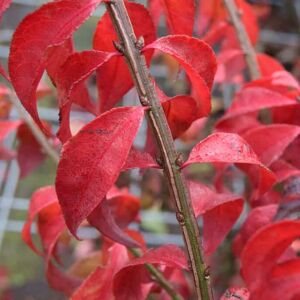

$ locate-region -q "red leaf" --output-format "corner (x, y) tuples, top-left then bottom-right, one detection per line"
(87, 189), (143, 249)
(189, 181), (243, 254)
(162, 95), (199, 139)
(282, 136), (300, 169)
(46, 261), (81, 296)
(251, 260), (300, 300)
(159, 0), (195, 35)
(122, 147), (159, 170)
(242, 124), (300, 167)
(215, 49), (245, 84)
(270, 160), (300, 184)
(180, 117), (207, 143)
(159, 269), (191, 300)
(145, 35), (216, 90)
(148, 0), (163, 30)
(22, 186), (81, 296)
(0, 120), (21, 141)
(272, 259), (300, 278)
(215, 114), (260, 135)
(216, 87), (298, 129)
(46, 39), (97, 117)
(203, 21), (229, 46)
(93, 2), (156, 112)
(108, 195), (140, 229)
(56, 50), (114, 104)
(221, 287), (249, 300)
(183, 132), (275, 196)
(197, 0), (225, 35)
(232, 204), (278, 257)
(257, 53), (284, 77)
(144, 35), (217, 117)
(0, 0), (12, 80)
(241, 220), (300, 292)
(0, 63), (9, 81)
(22, 186), (64, 257)
(0, 0), (11, 19)
(16, 122), (50, 177)
(55, 106), (144, 236)
(113, 245), (188, 300)
(245, 71), (300, 102)
(272, 104), (300, 126)
(198, 0), (258, 47)
(46, 39), (73, 83)
(9, 0), (102, 133)
(71, 244), (128, 300)
(269, 71), (300, 91)
(37, 202), (66, 259)
(247, 70), (300, 94)
(0, 120), (21, 160)
(223, 0), (259, 49)
(55, 50), (115, 143)
(88, 199), (140, 248)
(154, 86), (201, 139)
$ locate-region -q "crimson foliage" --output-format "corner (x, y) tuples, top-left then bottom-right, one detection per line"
(0, 0), (299, 299)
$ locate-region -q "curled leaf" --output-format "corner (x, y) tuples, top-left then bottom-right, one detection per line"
(232, 204), (278, 257)
(22, 186), (65, 257)
(242, 124), (300, 167)
(55, 106), (144, 237)
(159, 0), (195, 35)
(183, 132), (275, 196)
(16, 122), (50, 177)
(55, 50), (115, 142)
(189, 181), (243, 254)
(122, 147), (159, 170)
(162, 95), (199, 138)
(145, 35), (216, 90)
(0, 120), (21, 159)
(145, 35), (217, 117)
(9, 0), (102, 132)
(88, 199), (139, 248)
(71, 244), (128, 300)
(216, 87), (298, 130)
(113, 245), (188, 300)
(241, 220), (300, 292)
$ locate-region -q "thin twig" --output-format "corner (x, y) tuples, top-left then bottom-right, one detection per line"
(223, 0), (261, 80)
(9, 92), (60, 165)
(130, 248), (184, 300)
(105, 1), (212, 299)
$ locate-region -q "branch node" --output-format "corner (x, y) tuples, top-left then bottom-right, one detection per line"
(175, 153), (184, 168)
(140, 95), (149, 106)
(156, 156), (164, 167)
(135, 36), (145, 51)
(176, 212), (185, 225)
(113, 40), (125, 54)
(237, 8), (244, 18)
(204, 266), (211, 280)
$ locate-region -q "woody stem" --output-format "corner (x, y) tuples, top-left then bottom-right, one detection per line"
(105, 1), (212, 299)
